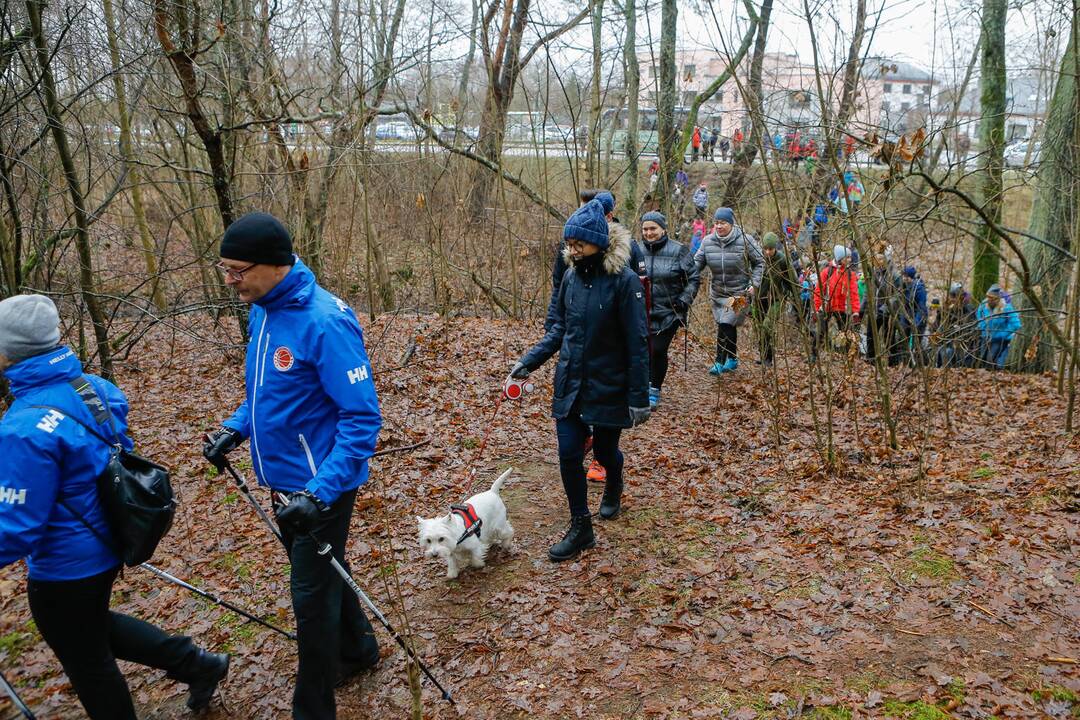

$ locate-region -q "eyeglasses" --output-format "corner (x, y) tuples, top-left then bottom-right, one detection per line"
(215, 262), (257, 281)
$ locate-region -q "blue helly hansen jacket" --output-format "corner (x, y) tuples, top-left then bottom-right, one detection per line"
(224, 259), (382, 505)
(0, 347), (129, 581)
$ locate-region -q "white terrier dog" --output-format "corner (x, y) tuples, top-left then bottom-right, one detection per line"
(417, 468), (515, 580)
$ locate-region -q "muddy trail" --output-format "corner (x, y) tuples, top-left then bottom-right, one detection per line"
(1, 314), (1077, 719)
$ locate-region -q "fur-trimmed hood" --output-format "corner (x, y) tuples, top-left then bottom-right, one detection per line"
(563, 221), (633, 275)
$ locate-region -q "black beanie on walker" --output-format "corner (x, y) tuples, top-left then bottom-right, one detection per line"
(219, 212), (295, 266)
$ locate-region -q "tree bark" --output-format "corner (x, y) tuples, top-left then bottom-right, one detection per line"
(655, 0), (678, 214)
(26, 0), (113, 377)
(102, 0), (166, 311)
(1009, 1), (1078, 371)
(622, 0), (640, 219)
(972, 0), (1007, 299)
(721, 0), (773, 208)
(586, 0), (605, 186)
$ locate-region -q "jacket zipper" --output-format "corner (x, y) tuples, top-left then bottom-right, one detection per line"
(250, 314), (270, 483)
(298, 433), (318, 478)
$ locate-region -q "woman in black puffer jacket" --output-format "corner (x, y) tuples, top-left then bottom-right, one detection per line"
(511, 200), (650, 563)
(636, 211), (700, 408)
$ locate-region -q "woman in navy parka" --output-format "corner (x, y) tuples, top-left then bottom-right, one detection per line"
(511, 200), (651, 562)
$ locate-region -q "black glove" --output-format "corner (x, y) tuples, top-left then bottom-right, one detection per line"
(275, 491), (326, 534)
(629, 406), (651, 427)
(203, 427), (243, 469)
(673, 299), (689, 314)
(510, 362), (531, 379)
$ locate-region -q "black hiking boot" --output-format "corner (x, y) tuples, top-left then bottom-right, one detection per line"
(548, 514), (595, 562)
(599, 479), (623, 520)
(186, 650), (229, 711)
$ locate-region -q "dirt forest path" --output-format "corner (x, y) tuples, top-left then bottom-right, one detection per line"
(1, 314), (1077, 719)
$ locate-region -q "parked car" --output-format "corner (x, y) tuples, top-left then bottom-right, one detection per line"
(1003, 140), (1041, 168)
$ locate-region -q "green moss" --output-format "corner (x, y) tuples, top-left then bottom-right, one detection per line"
(0, 621), (37, 660)
(907, 547), (958, 580)
(882, 699), (952, 720)
(809, 707), (852, 720)
(1032, 684), (1079, 705)
(945, 680), (965, 703)
(971, 466), (995, 479)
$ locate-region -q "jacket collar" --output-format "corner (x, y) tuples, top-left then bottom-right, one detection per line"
(563, 221), (633, 276)
(3, 346), (83, 397)
(711, 226), (743, 247)
(254, 257), (317, 310)
(643, 234), (670, 252)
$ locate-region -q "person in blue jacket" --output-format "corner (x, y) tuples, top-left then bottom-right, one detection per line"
(976, 283), (1021, 369)
(896, 265), (928, 365)
(511, 200), (650, 562)
(0, 294), (227, 719)
(202, 213), (382, 720)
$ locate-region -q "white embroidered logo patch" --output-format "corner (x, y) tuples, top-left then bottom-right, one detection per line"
(273, 346), (295, 372)
(347, 366), (370, 384)
(36, 410), (65, 433)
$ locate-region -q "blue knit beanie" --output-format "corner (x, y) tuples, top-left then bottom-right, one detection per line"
(564, 199), (610, 249)
(641, 211), (667, 230)
(903, 265), (917, 278)
(713, 207), (735, 224)
(595, 191), (615, 215)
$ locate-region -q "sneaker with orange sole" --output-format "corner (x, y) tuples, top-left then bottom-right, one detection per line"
(586, 460), (606, 482)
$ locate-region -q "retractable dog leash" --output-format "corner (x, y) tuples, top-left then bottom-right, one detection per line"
(454, 375), (532, 502)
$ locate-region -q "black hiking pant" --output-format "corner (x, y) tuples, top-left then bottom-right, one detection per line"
(279, 488), (379, 720)
(556, 412), (623, 517)
(28, 565), (203, 720)
(715, 323), (738, 363)
(650, 324), (680, 390)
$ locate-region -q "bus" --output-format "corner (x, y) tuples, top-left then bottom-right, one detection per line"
(607, 107), (721, 155)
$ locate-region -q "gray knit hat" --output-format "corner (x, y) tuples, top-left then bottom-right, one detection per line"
(0, 294), (61, 363)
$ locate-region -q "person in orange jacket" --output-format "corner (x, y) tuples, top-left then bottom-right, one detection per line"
(810, 245), (860, 361)
(691, 126), (702, 162)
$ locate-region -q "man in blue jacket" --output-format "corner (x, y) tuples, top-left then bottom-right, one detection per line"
(202, 213), (382, 720)
(0, 295), (227, 719)
(897, 265), (928, 365)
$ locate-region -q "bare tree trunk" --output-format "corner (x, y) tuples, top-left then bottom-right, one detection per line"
(655, 0), (678, 213)
(721, 0), (773, 208)
(622, 0), (640, 219)
(1010, 2), (1078, 371)
(586, 0), (604, 185)
(456, 0), (480, 121)
(26, 0), (113, 377)
(102, 0), (166, 311)
(972, 0), (1007, 299)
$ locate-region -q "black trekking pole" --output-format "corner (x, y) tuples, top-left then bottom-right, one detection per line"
(216, 457), (455, 706)
(204, 435), (284, 545)
(310, 534), (455, 706)
(139, 563), (296, 641)
(0, 670), (35, 719)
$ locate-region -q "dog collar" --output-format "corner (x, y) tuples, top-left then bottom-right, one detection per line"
(450, 503), (482, 545)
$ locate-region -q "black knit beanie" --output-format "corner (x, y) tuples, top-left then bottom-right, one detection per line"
(220, 212), (295, 266)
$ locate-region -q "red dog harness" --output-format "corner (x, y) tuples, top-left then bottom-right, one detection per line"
(450, 503), (482, 545)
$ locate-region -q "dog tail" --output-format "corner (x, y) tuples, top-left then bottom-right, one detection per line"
(490, 467), (513, 494)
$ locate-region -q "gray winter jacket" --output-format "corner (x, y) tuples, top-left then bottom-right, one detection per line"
(692, 226), (765, 324)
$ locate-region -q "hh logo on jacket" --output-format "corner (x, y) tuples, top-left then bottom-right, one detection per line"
(0, 487), (27, 505)
(36, 409), (65, 433)
(347, 365), (370, 385)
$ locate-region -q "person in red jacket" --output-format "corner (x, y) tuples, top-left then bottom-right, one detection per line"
(810, 245), (860, 361)
(691, 126), (702, 162)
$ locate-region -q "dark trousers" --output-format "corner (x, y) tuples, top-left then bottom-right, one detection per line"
(650, 324), (680, 389)
(279, 488), (378, 720)
(556, 414), (623, 517)
(28, 565), (201, 720)
(864, 312), (893, 362)
(755, 297), (776, 363)
(715, 322), (738, 363)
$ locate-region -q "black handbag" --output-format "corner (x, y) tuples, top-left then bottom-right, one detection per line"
(33, 377), (175, 566)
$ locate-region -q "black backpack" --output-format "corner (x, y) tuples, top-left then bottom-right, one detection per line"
(34, 376), (175, 566)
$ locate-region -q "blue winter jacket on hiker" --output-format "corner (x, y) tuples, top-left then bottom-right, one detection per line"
(902, 276), (928, 330)
(0, 346), (129, 581)
(224, 259), (381, 506)
(976, 301), (1021, 341)
(522, 230), (649, 427)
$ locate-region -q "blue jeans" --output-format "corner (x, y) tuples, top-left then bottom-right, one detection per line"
(983, 337), (1010, 369)
(555, 415), (623, 517)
